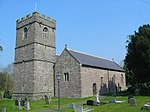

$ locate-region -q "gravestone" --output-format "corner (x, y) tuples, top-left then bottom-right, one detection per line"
(45, 95), (50, 104)
(15, 99), (19, 106)
(25, 97), (28, 101)
(25, 101), (30, 110)
(109, 98), (116, 103)
(143, 103), (150, 110)
(18, 98), (22, 110)
(2, 108), (6, 112)
(95, 94), (100, 103)
(129, 98), (136, 106)
(69, 103), (75, 109)
(21, 99), (25, 106)
(74, 104), (83, 112)
(87, 100), (94, 106)
(128, 95), (133, 103)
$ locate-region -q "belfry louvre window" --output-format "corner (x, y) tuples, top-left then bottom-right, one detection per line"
(23, 27), (28, 38)
(64, 72), (69, 81)
(43, 27), (48, 38)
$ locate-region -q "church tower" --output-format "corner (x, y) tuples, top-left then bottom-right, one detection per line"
(13, 12), (56, 100)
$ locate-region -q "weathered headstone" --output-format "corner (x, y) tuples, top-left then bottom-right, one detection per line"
(78, 106), (83, 112)
(69, 103), (75, 109)
(143, 103), (150, 110)
(25, 101), (30, 110)
(15, 99), (19, 106)
(21, 99), (25, 106)
(74, 104), (83, 112)
(45, 95), (50, 104)
(109, 98), (116, 103)
(87, 100), (94, 106)
(129, 98), (136, 106)
(95, 94), (100, 103)
(25, 97), (28, 101)
(2, 108), (6, 112)
(73, 103), (94, 112)
(18, 98), (22, 110)
(128, 95), (133, 103)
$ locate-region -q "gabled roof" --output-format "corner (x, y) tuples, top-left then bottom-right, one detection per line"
(68, 49), (124, 72)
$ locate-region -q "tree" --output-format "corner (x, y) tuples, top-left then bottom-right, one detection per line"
(0, 63), (14, 98)
(125, 24), (150, 85)
(0, 71), (13, 91)
(0, 71), (13, 98)
(3, 63), (14, 75)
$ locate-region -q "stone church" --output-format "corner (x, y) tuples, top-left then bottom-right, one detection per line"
(13, 12), (126, 100)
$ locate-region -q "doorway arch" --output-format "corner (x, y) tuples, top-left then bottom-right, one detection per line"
(93, 83), (97, 95)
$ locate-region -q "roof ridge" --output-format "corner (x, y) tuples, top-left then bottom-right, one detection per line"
(68, 48), (114, 63)
(66, 48), (124, 72)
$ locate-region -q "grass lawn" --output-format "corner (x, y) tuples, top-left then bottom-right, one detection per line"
(0, 96), (94, 112)
(0, 96), (150, 112)
(82, 96), (150, 112)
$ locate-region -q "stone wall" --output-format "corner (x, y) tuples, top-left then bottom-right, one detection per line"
(80, 66), (107, 97)
(55, 49), (81, 98)
(33, 61), (54, 98)
(80, 66), (126, 97)
(13, 61), (35, 98)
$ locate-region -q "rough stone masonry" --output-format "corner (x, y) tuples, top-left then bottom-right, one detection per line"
(13, 12), (56, 100)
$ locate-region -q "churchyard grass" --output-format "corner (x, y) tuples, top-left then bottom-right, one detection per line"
(0, 96), (94, 112)
(0, 96), (149, 112)
(80, 96), (150, 112)
(59, 96), (150, 112)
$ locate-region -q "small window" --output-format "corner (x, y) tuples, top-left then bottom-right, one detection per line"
(23, 27), (28, 38)
(112, 75), (116, 83)
(118, 83), (120, 88)
(43, 27), (48, 38)
(93, 83), (97, 95)
(64, 72), (69, 81)
(118, 83), (121, 91)
(100, 77), (103, 86)
(121, 74), (124, 84)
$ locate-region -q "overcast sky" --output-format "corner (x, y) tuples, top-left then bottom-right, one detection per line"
(0, 0), (150, 68)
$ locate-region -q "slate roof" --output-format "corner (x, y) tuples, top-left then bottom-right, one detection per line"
(68, 49), (124, 72)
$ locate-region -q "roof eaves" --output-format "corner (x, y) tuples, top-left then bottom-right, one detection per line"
(82, 64), (125, 72)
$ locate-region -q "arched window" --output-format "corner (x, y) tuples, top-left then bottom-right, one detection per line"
(112, 75), (116, 83)
(93, 83), (97, 95)
(64, 72), (69, 81)
(23, 27), (28, 38)
(121, 74), (124, 84)
(43, 27), (48, 38)
(100, 77), (103, 86)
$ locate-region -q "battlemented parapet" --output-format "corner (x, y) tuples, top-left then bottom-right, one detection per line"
(16, 12), (56, 23)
